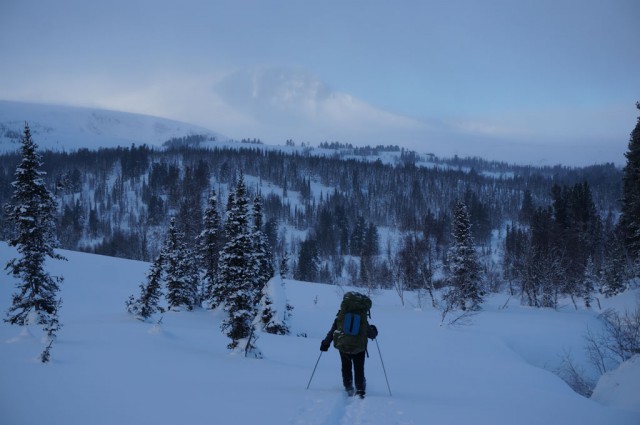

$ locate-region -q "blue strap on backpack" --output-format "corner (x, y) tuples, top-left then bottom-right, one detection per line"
(342, 312), (361, 335)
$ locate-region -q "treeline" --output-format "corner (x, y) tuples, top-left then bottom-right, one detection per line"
(0, 142), (630, 304)
(504, 183), (627, 309)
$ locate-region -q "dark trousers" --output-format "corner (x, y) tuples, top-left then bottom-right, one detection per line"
(339, 351), (366, 393)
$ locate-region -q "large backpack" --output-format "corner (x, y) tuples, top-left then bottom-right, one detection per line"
(333, 292), (372, 354)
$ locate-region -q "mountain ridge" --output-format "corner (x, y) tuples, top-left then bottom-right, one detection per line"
(0, 100), (227, 153)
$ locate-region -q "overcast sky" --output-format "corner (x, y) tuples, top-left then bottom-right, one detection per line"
(1, 0), (638, 166)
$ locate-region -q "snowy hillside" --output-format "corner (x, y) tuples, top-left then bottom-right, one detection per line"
(0, 100), (428, 167)
(0, 100), (226, 153)
(1, 242), (638, 425)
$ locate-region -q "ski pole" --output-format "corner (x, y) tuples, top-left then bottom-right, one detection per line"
(306, 351), (323, 390)
(375, 338), (392, 396)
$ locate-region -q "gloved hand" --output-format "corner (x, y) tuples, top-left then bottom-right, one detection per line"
(320, 339), (331, 351)
(368, 324), (378, 340)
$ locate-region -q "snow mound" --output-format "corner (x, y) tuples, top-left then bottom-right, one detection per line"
(591, 355), (640, 412)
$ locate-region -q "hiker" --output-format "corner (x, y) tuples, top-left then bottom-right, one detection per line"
(320, 292), (378, 398)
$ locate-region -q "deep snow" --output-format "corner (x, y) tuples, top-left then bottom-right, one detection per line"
(1, 242), (638, 425)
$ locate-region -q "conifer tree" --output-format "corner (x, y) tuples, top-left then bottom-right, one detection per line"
(127, 218), (198, 318)
(503, 224), (529, 296)
(198, 190), (223, 308)
(295, 237), (320, 282)
(253, 195), (289, 334)
(601, 234), (627, 297)
(164, 218), (199, 310)
(218, 173), (259, 349)
(444, 200), (484, 311)
(257, 275), (291, 335)
(519, 189), (535, 225)
(40, 298), (62, 362)
(582, 256), (599, 309)
(621, 102), (640, 263)
(251, 194), (274, 296)
(4, 124), (66, 361)
(126, 255), (164, 320)
(280, 252), (290, 278)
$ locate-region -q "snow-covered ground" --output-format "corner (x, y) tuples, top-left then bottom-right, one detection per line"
(1, 242), (638, 425)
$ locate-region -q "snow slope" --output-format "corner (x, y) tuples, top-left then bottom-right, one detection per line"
(0, 100), (417, 167)
(0, 242), (638, 425)
(0, 100), (562, 177)
(0, 100), (225, 153)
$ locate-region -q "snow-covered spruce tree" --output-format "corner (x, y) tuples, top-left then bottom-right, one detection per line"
(620, 102), (640, 263)
(218, 173), (260, 349)
(127, 218), (198, 317)
(126, 253), (164, 320)
(582, 256), (599, 309)
(257, 275), (291, 335)
(601, 233), (627, 297)
(251, 194), (274, 297)
(538, 249), (562, 309)
(295, 237), (320, 282)
(252, 194), (286, 334)
(164, 218), (199, 311)
(40, 298), (62, 362)
(197, 189), (223, 308)
(210, 190), (232, 306)
(444, 200), (484, 311)
(279, 252), (290, 279)
(503, 224), (529, 297)
(4, 124), (66, 362)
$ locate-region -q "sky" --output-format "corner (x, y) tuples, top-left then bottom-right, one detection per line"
(0, 0), (638, 166)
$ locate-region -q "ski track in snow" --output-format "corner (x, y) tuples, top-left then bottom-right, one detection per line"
(290, 392), (344, 425)
(340, 397), (366, 425)
(291, 392), (413, 425)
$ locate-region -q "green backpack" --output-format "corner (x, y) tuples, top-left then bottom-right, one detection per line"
(333, 292), (372, 354)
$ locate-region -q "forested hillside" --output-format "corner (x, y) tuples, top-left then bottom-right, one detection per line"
(0, 141), (627, 306)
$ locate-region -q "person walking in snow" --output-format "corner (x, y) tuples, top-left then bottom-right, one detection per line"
(320, 292), (378, 398)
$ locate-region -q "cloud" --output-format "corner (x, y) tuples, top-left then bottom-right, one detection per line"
(0, 63), (630, 167)
(213, 66), (425, 144)
(216, 67), (330, 119)
(449, 120), (528, 138)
